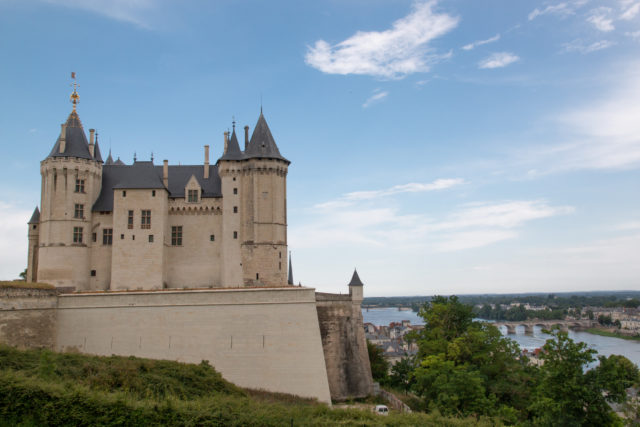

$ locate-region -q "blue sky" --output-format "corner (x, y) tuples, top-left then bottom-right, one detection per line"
(1, 0), (639, 296)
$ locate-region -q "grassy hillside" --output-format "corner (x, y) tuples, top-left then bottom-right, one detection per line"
(0, 345), (497, 426)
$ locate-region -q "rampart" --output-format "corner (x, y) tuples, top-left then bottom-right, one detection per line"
(316, 292), (374, 400)
(0, 286), (58, 349)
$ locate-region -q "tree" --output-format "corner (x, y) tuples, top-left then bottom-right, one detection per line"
(531, 329), (639, 426)
(19, 268), (26, 280)
(388, 355), (417, 392)
(366, 340), (389, 385)
(410, 296), (531, 421)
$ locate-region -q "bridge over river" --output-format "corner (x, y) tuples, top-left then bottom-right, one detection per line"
(493, 320), (597, 334)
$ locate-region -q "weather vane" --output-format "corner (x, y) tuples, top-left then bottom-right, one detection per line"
(70, 72), (80, 110)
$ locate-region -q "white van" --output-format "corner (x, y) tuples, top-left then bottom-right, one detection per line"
(374, 405), (389, 416)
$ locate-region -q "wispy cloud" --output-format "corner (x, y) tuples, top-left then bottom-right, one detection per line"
(315, 178), (465, 210)
(478, 52), (520, 69)
(462, 34), (500, 51)
(620, 2), (640, 20)
(523, 64), (640, 172)
(587, 8), (615, 32)
(562, 39), (616, 53)
(305, 1), (459, 79)
(528, 1), (587, 21)
(41, 0), (154, 28)
(362, 90), (388, 108)
(627, 30), (640, 40)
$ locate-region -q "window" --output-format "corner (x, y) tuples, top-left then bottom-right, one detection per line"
(103, 229), (113, 245)
(132, 235), (135, 240)
(256, 273), (259, 280)
(120, 234), (124, 240)
(90, 270), (96, 277)
(73, 227), (83, 243)
(152, 190), (156, 197)
(128, 211), (134, 229)
(188, 189), (198, 203)
(122, 190), (126, 197)
(92, 232), (97, 243)
(210, 234), (215, 241)
(279, 262), (281, 270)
(233, 188), (238, 195)
(171, 226), (183, 246)
(141, 210), (151, 229)
(74, 204), (84, 219)
(75, 179), (85, 193)
(233, 231), (238, 239)
(148, 235), (154, 243)
(233, 206), (238, 213)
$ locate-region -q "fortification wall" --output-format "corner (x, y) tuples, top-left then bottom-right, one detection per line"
(0, 287), (58, 349)
(315, 292), (374, 400)
(54, 287), (331, 403)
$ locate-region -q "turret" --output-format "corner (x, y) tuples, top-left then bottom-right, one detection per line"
(26, 207), (40, 282)
(348, 269), (364, 303)
(36, 74), (103, 290)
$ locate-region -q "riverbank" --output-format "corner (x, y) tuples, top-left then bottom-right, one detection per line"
(585, 328), (640, 342)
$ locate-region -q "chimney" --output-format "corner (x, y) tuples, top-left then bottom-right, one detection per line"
(244, 126), (249, 151)
(89, 129), (95, 157)
(59, 123), (67, 154)
(204, 145), (210, 179)
(223, 131), (229, 155)
(163, 160), (168, 188)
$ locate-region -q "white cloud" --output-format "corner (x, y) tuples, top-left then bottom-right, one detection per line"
(524, 64), (640, 171)
(305, 1), (459, 79)
(41, 0), (154, 28)
(436, 230), (517, 252)
(620, 2), (640, 20)
(587, 8), (615, 32)
(362, 90), (388, 108)
(478, 52), (520, 69)
(627, 30), (640, 40)
(614, 221), (640, 230)
(528, 1), (587, 20)
(315, 178), (465, 210)
(0, 203), (31, 280)
(562, 39), (616, 53)
(462, 34), (500, 51)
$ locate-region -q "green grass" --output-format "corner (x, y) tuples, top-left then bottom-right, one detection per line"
(0, 345), (499, 426)
(0, 281), (55, 290)
(585, 328), (640, 342)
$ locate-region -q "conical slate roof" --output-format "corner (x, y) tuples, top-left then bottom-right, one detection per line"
(28, 207), (40, 224)
(219, 128), (244, 161)
(288, 253), (294, 285)
(348, 269), (364, 287)
(94, 139), (103, 163)
(114, 157), (125, 165)
(245, 113), (289, 163)
(46, 110), (93, 161)
(105, 149), (114, 165)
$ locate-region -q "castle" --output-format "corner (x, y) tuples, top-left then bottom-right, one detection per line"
(27, 82), (289, 291)
(11, 81), (374, 404)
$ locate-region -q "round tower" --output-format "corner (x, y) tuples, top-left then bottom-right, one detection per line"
(37, 79), (103, 290)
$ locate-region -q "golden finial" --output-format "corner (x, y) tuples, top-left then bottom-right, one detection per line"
(70, 72), (80, 110)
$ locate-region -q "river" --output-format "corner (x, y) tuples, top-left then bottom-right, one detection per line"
(362, 307), (640, 367)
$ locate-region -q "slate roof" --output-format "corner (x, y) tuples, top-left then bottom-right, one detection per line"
(244, 113), (289, 163)
(105, 150), (114, 165)
(348, 269), (364, 287)
(28, 207), (40, 224)
(92, 161), (222, 212)
(219, 129), (244, 161)
(94, 140), (103, 163)
(288, 253), (294, 285)
(47, 110), (92, 160)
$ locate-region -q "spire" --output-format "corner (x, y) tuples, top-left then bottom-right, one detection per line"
(93, 132), (103, 163)
(28, 207), (40, 224)
(219, 127), (244, 161)
(288, 252), (294, 285)
(348, 269), (364, 287)
(105, 149), (114, 165)
(244, 112), (289, 163)
(70, 72), (79, 111)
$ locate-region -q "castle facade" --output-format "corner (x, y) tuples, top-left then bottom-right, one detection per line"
(27, 89), (289, 291)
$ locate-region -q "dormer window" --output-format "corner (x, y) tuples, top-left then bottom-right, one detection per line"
(188, 189), (198, 203)
(185, 175), (201, 203)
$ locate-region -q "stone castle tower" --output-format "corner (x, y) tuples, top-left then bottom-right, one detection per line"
(27, 84), (290, 291)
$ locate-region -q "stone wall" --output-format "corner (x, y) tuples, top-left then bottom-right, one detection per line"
(0, 287), (58, 349)
(316, 292), (374, 401)
(54, 287), (331, 403)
